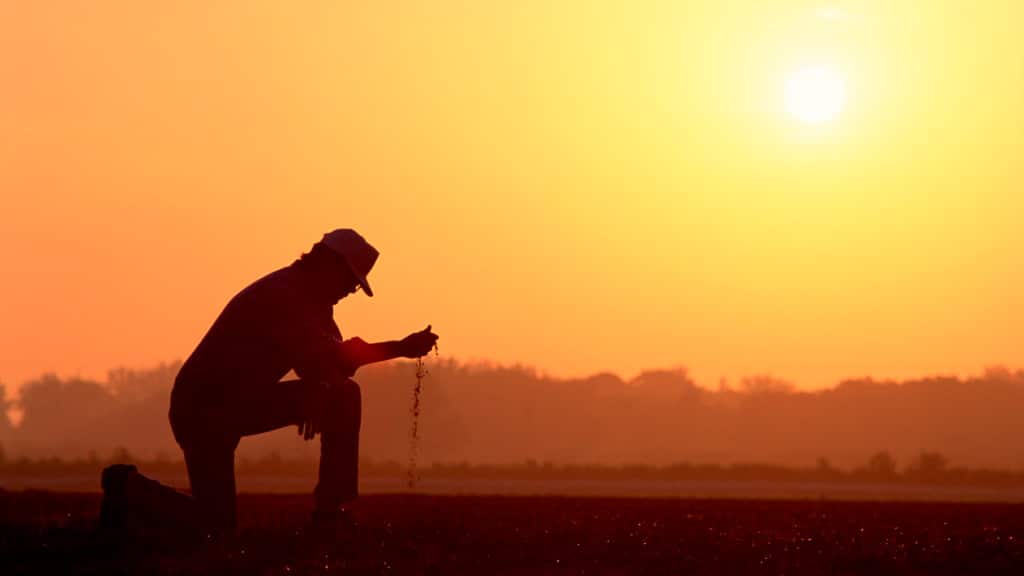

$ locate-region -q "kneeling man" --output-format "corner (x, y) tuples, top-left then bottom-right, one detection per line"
(169, 228), (438, 534)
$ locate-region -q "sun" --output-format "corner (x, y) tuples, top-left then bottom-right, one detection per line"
(784, 65), (846, 125)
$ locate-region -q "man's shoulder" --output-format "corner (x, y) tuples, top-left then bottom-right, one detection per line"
(223, 265), (303, 313)
(239, 265), (300, 295)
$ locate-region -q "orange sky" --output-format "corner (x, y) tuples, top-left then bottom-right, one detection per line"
(1, 1), (1021, 393)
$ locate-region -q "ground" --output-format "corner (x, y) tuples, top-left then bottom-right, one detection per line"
(2, 491), (1024, 575)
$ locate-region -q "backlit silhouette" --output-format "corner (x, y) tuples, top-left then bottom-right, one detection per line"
(164, 229), (438, 535)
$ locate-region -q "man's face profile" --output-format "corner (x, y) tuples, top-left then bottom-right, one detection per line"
(328, 255), (361, 300)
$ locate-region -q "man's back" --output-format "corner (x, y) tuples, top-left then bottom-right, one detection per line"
(172, 264), (340, 410)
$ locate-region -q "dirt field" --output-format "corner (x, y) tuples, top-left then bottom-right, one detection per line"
(3, 490), (1024, 575)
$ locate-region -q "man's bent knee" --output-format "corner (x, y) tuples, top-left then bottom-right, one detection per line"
(327, 377), (360, 400)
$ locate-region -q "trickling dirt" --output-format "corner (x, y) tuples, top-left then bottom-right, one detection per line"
(408, 345), (438, 491)
(407, 358), (426, 490)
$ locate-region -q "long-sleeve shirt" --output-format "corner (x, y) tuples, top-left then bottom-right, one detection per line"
(172, 262), (352, 415)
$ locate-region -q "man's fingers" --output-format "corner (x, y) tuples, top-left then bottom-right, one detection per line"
(300, 419), (314, 440)
(299, 380), (328, 441)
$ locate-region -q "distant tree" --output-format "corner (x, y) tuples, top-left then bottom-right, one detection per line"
(0, 382), (12, 432)
(739, 375), (794, 395)
(111, 445), (135, 464)
(982, 365), (1016, 382)
(906, 451), (949, 481)
(865, 451), (897, 479)
(815, 457), (841, 479)
(18, 374), (116, 435)
(106, 361), (181, 403)
(0, 383), (12, 465)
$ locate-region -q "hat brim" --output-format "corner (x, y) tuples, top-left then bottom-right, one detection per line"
(356, 275), (373, 297)
(341, 256), (374, 297)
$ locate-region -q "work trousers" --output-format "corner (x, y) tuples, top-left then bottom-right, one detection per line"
(169, 377), (361, 533)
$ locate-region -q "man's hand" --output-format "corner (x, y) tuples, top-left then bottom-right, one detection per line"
(399, 325), (439, 358)
(297, 380), (329, 441)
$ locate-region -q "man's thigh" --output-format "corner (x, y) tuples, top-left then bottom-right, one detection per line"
(234, 378), (314, 437)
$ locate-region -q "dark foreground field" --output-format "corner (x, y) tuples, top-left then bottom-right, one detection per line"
(3, 491), (1024, 575)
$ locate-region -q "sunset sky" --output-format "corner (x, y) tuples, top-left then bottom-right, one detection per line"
(1, 1), (1021, 394)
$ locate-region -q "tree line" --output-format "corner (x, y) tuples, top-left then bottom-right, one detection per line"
(3, 361), (1024, 471)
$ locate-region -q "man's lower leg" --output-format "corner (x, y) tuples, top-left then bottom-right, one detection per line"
(313, 379), (361, 512)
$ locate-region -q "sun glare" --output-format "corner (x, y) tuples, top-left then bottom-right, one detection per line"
(784, 65), (846, 125)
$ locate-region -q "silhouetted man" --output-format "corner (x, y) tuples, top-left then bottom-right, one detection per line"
(169, 229), (438, 535)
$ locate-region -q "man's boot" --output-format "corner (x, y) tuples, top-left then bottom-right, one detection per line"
(99, 464), (138, 534)
(99, 464), (201, 548)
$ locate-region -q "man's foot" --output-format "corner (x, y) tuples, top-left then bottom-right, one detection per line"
(99, 464), (139, 533)
(99, 464), (202, 548)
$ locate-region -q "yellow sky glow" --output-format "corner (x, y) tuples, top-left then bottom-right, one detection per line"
(785, 65), (846, 124)
(1, 1), (1022, 393)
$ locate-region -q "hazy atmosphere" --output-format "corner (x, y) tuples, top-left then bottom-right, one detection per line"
(5, 361), (1024, 471)
(3, 1), (1023, 393)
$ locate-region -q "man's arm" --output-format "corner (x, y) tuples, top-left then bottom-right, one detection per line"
(296, 325), (438, 441)
(339, 325), (439, 371)
(339, 338), (403, 369)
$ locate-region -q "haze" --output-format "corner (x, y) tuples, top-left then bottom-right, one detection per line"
(2, 1), (1022, 393)
(8, 362), (1024, 470)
